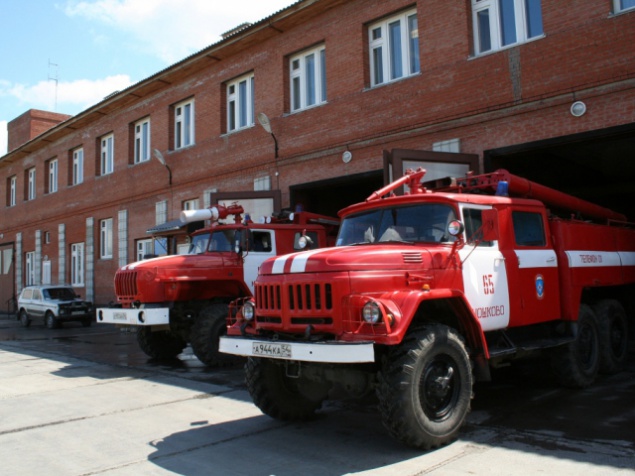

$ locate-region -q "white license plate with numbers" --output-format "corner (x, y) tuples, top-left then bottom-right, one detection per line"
(252, 342), (292, 358)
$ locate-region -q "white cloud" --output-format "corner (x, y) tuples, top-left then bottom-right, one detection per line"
(1, 75), (134, 114)
(63, 0), (297, 63)
(0, 121), (7, 156)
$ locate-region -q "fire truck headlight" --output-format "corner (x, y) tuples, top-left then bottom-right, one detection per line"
(242, 301), (255, 321)
(362, 300), (382, 324)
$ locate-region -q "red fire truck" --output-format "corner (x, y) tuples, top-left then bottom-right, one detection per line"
(97, 204), (338, 366)
(220, 169), (635, 449)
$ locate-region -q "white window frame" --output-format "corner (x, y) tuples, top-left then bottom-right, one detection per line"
(614, 0), (635, 13)
(134, 118), (151, 163)
(27, 168), (36, 200)
(72, 148), (84, 185)
(227, 73), (255, 133)
(182, 199), (199, 211)
(136, 239), (153, 261)
(100, 218), (113, 259)
(369, 9), (420, 88)
(101, 134), (114, 175)
(48, 159), (58, 194)
(290, 44), (327, 112)
(25, 251), (35, 286)
(71, 242), (85, 286)
(9, 176), (16, 206)
(175, 100), (195, 149)
(472, 0), (544, 56)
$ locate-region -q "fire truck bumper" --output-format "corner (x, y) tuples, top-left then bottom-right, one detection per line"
(219, 336), (375, 363)
(96, 307), (169, 326)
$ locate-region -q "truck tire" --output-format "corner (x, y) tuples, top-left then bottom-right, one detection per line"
(377, 324), (472, 450)
(550, 304), (600, 388)
(593, 299), (628, 374)
(246, 357), (325, 421)
(190, 303), (239, 367)
(45, 311), (60, 329)
(136, 327), (186, 360)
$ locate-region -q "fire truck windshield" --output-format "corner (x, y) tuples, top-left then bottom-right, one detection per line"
(188, 233), (210, 254)
(336, 204), (458, 246)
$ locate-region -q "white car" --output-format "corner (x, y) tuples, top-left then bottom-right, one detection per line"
(17, 285), (94, 329)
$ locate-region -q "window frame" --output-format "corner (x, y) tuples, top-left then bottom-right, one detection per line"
(136, 239), (154, 261)
(25, 251), (35, 286)
(290, 44), (327, 112)
(134, 117), (151, 163)
(368, 8), (420, 88)
(8, 175), (16, 206)
(47, 158), (58, 194)
(100, 133), (114, 176)
(26, 168), (36, 201)
(72, 148), (84, 186)
(472, 0), (544, 56)
(71, 242), (85, 286)
(614, 0), (635, 13)
(226, 73), (255, 133)
(174, 99), (195, 150)
(100, 218), (113, 259)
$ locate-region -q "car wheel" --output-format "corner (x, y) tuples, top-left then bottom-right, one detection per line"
(19, 309), (31, 328)
(45, 311), (61, 329)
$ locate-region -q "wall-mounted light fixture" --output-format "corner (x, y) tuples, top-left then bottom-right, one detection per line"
(153, 149), (172, 185)
(570, 101), (587, 117)
(257, 113), (279, 159)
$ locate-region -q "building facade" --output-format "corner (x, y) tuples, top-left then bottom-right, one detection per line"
(1, 0), (634, 309)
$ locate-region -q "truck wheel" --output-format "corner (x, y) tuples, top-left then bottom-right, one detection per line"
(190, 303), (240, 367)
(45, 311), (60, 329)
(19, 309), (31, 328)
(246, 357), (326, 421)
(377, 324), (472, 450)
(593, 299), (628, 374)
(550, 304), (600, 388)
(136, 327), (186, 360)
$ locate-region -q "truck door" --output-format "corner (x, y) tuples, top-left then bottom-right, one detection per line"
(505, 208), (560, 327)
(458, 206), (511, 332)
(243, 230), (276, 294)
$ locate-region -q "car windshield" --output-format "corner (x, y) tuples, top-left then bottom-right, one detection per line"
(188, 233), (210, 254)
(336, 203), (458, 246)
(44, 288), (77, 300)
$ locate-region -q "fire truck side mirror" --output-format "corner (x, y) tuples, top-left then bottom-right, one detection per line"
(481, 209), (499, 241)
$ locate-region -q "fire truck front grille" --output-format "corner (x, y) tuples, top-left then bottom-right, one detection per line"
(115, 270), (138, 299)
(256, 283), (333, 312)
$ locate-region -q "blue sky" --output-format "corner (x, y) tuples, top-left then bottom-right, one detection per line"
(0, 0), (298, 155)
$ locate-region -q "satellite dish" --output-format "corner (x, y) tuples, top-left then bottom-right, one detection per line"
(257, 113), (272, 134)
(153, 149), (166, 166)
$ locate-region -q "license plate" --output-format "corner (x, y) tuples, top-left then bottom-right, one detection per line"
(113, 312), (128, 321)
(252, 342), (292, 358)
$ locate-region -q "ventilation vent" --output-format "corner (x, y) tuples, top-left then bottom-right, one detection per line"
(402, 252), (423, 263)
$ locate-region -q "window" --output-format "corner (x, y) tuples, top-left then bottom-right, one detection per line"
(26, 168), (36, 200)
(156, 200), (167, 225)
(25, 251), (35, 286)
(182, 199), (199, 211)
(472, 0), (543, 55)
(101, 134), (114, 175)
(463, 208), (493, 246)
(369, 9), (420, 87)
(254, 176), (271, 191)
(512, 211), (545, 246)
(100, 218), (113, 259)
(227, 73), (255, 132)
(7, 176), (16, 206)
(134, 118), (151, 163)
(175, 99), (195, 149)
(71, 243), (84, 286)
(290, 45), (327, 112)
(136, 239), (154, 261)
(615, 0), (635, 12)
(72, 148), (84, 185)
(47, 159), (58, 194)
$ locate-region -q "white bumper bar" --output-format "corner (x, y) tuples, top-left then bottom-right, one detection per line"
(96, 307), (169, 326)
(219, 336), (375, 363)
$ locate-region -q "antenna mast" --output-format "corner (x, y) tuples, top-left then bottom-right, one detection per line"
(48, 60), (58, 111)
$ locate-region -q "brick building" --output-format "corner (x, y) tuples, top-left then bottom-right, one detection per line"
(1, 0), (634, 309)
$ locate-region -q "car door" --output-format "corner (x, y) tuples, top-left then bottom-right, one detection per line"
(31, 289), (45, 318)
